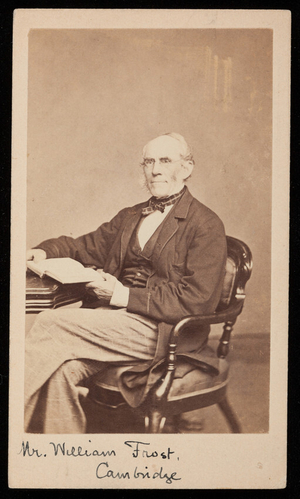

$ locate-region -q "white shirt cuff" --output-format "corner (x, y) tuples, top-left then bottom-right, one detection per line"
(109, 279), (129, 308)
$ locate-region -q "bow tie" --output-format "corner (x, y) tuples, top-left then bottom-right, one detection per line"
(141, 186), (186, 216)
(148, 200), (167, 213)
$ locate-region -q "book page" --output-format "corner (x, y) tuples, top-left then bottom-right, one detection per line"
(27, 257), (100, 283)
(10, 9), (290, 489)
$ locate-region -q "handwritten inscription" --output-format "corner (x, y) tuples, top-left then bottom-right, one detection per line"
(124, 440), (174, 459)
(49, 441), (116, 458)
(19, 440), (116, 458)
(96, 462), (180, 484)
(19, 439), (181, 484)
(19, 440), (43, 458)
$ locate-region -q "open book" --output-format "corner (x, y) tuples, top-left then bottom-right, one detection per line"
(27, 257), (100, 284)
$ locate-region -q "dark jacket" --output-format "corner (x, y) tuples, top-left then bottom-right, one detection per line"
(37, 188), (227, 406)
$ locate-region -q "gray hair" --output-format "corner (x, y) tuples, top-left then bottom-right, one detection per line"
(163, 132), (195, 165)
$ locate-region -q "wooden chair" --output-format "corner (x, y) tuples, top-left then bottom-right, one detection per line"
(85, 236), (253, 434)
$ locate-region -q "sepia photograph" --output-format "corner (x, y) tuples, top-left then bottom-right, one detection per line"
(10, 9), (290, 488)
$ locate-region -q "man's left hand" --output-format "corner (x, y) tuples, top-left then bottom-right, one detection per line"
(85, 271), (117, 302)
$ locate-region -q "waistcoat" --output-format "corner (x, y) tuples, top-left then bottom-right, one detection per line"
(120, 217), (164, 288)
(83, 211), (172, 307)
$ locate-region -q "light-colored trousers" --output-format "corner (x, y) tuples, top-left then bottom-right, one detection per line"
(25, 306), (158, 433)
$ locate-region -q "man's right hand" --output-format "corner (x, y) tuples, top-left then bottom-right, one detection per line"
(26, 249), (47, 263)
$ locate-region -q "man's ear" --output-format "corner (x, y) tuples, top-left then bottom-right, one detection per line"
(181, 160), (194, 180)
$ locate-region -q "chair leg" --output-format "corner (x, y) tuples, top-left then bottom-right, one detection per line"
(145, 410), (166, 433)
(172, 414), (181, 433)
(218, 396), (241, 433)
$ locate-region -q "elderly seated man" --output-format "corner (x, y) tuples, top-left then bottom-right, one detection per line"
(25, 132), (227, 433)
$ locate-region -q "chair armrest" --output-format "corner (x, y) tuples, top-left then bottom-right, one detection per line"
(152, 298), (244, 404)
(169, 298), (244, 346)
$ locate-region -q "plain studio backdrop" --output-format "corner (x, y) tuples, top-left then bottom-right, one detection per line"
(26, 29), (272, 338)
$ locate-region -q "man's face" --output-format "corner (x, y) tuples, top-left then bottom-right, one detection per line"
(142, 136), (188, 198)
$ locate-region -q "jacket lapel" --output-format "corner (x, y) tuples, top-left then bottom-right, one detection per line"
(151, 187), (194, 267)
(104, 205), (145, 276)
(151, 216), (179, 267)
(119, 210), (142, 265)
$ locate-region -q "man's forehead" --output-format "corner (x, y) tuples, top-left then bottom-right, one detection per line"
(143, 135), (182, 158)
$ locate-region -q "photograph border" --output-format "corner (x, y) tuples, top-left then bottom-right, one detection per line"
(9, 9), (290, 489)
